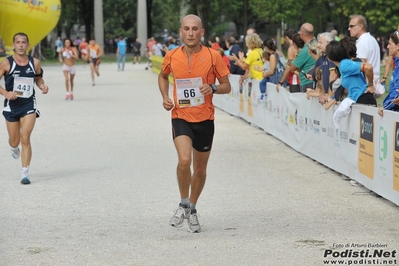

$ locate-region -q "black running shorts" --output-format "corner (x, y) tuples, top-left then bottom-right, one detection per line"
(172, 118), (214, 152)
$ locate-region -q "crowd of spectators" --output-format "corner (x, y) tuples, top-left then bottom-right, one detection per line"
(213, 16), (399, 126)
(101, 15), (399, 133)
(194, 15), (399, 187)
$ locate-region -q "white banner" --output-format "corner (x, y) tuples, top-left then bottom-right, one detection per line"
(215, 75), (399, 206)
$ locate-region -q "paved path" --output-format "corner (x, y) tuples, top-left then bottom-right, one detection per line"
(0, 61), (398, 266)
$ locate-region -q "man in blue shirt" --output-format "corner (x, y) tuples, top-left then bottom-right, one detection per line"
(116, 37), (127, 71)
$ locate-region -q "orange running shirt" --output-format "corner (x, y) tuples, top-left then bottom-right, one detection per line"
(161, 46), (230, 123)
(88, 44), (101, 59)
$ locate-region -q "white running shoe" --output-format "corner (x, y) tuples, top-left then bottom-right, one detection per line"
(21, 170), (30, 185)
(187, 211), (201, 233)
(11, 147), (20, 159)
(169, 204), (190, 228)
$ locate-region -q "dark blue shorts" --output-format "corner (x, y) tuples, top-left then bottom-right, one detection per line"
(172, 118), (214, 152)
(90, 58), (101, 66)
(3, 98), (40, 122)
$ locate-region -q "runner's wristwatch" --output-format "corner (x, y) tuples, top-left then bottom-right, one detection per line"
(211, 84), (218, 93)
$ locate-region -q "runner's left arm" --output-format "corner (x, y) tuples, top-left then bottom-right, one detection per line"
(98, 46), (104, 58)
(33, 59), (48, 94)
(72, 47), (79, 60)
(213, 75), (231, 95)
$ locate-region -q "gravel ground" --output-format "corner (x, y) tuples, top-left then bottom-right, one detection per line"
(0, 61), (398, 266)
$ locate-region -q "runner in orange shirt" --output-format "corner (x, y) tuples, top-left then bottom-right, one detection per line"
(87, 39), (103, 86)
(158, 14), (231, 233)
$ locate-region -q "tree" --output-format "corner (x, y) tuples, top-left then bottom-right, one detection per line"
(332, 0), (399, 34)
(51, 0), (399, 54)
(103, 0), (137, 38)
(57, 0), (94, 40)
(183, 0), (251, 43)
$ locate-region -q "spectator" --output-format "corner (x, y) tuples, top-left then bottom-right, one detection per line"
(348, 14), (384, 97)
(340, 36), (359, 61)
(307, 38), (319, 61)
(74, 36), (81, 47)
(306, 66), (323, 99)
(55, 36), (63, 58)
(146, 37), (156, 58)
(324, 68), (346, 110)
(324, 36), (359, 109)
(255, 51), (271, 100)
(152, 41), (164, 57)
(378, 32), (399, 117)
(264, 38), (286, 65)
(208, 35), (220, 50)
(167, 38), (179, 51)
(225, 35), (245, 75)
(230, 34), (264, 85)
(309, 32), (337, 104)
(283, 29), (301, 93)
(382, 24), (399, 85)
(244, 27), (256, 55)
(277, 23), (316, 92)
(325, 40), (376, 129)
(331, 29), (340, 41)
(132, 38), (142, 64)
(116, 37), (127, 71)
(261, 38), (287, 86)
(217, 48), (230, 71)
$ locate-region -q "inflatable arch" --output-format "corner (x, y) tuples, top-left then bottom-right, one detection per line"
(0, 0), (61, 61)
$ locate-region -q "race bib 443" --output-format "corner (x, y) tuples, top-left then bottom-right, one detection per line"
(13, 77), (34, 98)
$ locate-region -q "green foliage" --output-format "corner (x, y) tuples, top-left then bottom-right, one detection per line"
(55, 0), (399, 52)
(249, 0), (301, 24)
(103, 0), (137, 38)
(151, 0), (182, 35)
(59, 0), (81, 31)
(332, 0), (399, 34)
(210, 22), (230, 37)
(43, 48), (54, 59)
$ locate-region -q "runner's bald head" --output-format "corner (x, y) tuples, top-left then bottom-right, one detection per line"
(181, 14), (203, 28)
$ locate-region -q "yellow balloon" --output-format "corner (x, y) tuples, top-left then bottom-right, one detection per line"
(0, 0), (61, 60)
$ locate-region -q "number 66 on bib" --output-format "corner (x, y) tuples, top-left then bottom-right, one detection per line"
(175, 77), (205, 108)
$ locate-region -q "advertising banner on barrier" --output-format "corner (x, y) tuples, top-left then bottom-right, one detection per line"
(214, 76), (399, 206)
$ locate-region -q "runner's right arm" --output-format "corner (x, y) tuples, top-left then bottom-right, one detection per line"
(158, 70), (174, 111)
(0, 59), (16, 100)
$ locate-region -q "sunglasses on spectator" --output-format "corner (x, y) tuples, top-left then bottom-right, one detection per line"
(395, 31), (399, 37)
(348, 25), (358, 28)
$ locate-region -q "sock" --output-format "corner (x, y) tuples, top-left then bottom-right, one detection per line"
(181, 197), (190, 207)
(189, 201), (196, 213)
(11, 146), (19, 151)
(22, 167), (29, 176)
